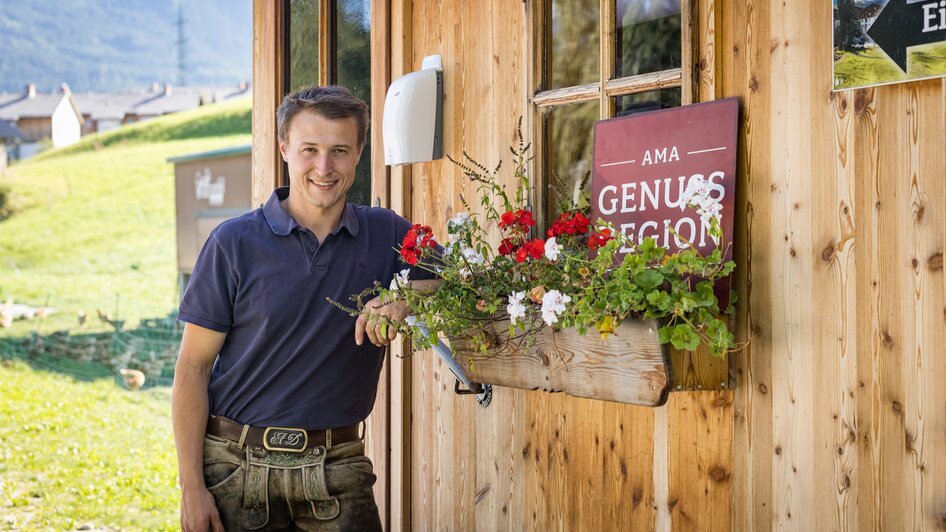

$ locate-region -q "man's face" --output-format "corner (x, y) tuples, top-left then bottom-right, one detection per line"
(279, 110), (363, 214)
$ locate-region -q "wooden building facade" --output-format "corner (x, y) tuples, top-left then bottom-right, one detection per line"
(251, 1), (946, 530)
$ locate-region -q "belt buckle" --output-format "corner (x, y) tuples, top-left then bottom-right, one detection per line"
(263, 426), (308, 453)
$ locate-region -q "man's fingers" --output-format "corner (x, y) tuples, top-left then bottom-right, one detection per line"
(355, 315), (367, 345)
(210, 511), (225, 532)
(387, 320), (398, 341)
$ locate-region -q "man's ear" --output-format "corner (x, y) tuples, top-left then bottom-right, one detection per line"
(278, 140), (288, 162)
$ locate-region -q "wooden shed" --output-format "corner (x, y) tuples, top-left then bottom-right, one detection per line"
(251, 1), (946, 530)
(169, 144), (252, 299)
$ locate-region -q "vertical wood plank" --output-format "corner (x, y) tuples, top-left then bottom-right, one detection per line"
(318, 0), (333, 86)
(668, 391), (734, 531)
(697, 0), (717, 101)
(724, 0), (775, 529)
(251, 0), (286, 206)
(364, 4), (392, 528)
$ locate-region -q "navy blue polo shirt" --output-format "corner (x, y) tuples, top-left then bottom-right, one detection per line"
(178, 187), (433, 429)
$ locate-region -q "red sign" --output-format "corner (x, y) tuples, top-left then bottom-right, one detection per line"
(591, 98), (738, 307)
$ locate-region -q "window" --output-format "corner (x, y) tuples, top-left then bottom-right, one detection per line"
(535, 0), (692, 220)
(286, 0), (372, 205)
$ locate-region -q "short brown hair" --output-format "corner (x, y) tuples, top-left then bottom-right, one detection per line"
(276, 85), (369, 146)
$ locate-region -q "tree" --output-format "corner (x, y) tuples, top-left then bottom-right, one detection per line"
(835, 0), (862, 52)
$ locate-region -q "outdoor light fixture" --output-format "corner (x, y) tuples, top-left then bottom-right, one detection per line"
(382, 54), (443, 165)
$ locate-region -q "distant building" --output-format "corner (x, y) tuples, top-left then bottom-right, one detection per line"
(73, 82), (251, 135)
(0, 83), (83, 159)
(0, 81), (251, 159)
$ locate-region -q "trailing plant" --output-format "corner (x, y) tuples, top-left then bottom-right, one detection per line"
(332, 122), (737, 357)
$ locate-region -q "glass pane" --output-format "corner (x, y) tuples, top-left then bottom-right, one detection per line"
(336, 0), (371, 206)
(614, 0), (681, 78)
(289, 0), (319, 91)
(546, 100), (598, 217)
(613, 88), (681, 117)
(548, 0), (600, 89)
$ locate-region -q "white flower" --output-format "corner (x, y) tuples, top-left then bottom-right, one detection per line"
(389, 269), (410, 291)
(460, 245), (485, 266)
(544, 237), (562, 261)
(540, 289), (571, 326)
(506, 291), (526, 321)
(447, 212), (471, 234)
(404, 315), (419, 327)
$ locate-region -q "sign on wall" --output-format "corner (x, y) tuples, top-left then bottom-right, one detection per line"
(834, 0), (946, 91)
(591, 98), (738, 308)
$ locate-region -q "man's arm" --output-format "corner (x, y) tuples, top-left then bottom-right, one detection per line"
(172, 322), (227, 532)
(356, 279), (442, 346)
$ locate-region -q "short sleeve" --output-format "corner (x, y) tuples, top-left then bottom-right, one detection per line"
(178, 232), (236, 332)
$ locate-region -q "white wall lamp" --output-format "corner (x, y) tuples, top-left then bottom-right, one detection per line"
(382, 54), (443, 165)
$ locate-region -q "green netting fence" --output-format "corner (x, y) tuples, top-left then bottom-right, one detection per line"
(0, 316), (183, 389)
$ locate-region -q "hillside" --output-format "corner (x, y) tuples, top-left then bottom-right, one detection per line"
(0, 0), (251, 91)
(0, 97), (251, 337)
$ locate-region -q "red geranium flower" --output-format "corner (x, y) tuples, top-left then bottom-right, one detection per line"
(498, 238), (517, 256)
(515, 247), (528, 264)
(587, 228), (613, 250)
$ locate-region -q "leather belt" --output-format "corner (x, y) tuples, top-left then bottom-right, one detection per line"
(207, 415), (361, 452)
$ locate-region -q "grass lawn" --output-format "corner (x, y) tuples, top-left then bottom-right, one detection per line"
(0, 360), (178, 529)
(0, 96), (253, 528)
(0, 97), (251, 338)
(834, 42), (946, 90)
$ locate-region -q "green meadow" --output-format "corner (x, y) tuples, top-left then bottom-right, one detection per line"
(834, 42), (946, 90)
(0, 96), (251, 528)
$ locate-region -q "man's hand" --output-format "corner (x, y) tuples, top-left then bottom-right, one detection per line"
(355, 295), (409, 347)
(180, 486), (224, 532)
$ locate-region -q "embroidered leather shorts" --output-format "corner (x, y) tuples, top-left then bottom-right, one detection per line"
(203, 434), (382, 531)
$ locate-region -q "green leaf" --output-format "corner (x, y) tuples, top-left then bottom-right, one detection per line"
(669, 324), (700, 351)
(636, 269), (664, 290)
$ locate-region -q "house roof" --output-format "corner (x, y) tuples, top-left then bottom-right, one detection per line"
(72, 92), (151, 121)
(0, 120), (26, 140)
(131, 92), (203, 117)
(0, 92), (83, 122)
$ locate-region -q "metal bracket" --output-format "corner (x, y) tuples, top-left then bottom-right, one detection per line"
(454, 379), (492, 408)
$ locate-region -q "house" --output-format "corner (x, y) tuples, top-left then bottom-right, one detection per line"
(0, 83), (83, 159)
(72, 82), (251, 135)
(249, 1), (946, 529)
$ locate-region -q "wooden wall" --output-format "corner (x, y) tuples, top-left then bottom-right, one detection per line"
(399, 1), (733, 530)
(250, 0), (945, 529)
(722, 0), (946, 530)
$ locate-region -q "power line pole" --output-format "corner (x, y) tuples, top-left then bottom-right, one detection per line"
(176, 3), (187, 86)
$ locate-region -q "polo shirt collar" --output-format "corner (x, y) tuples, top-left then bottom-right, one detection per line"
(263, 187), (360, 237)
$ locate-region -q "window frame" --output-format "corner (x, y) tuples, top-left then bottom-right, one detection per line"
(527, 0), (700, 226)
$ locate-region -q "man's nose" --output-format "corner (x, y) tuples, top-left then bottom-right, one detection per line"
(313, 153), (332, 175)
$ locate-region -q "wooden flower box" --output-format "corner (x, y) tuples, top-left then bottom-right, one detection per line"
(447, 318), (673, 407)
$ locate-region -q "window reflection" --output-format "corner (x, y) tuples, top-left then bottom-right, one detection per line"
(336, 0), (371, 205)
(614, 88), (681, 117)
(615, 0), (681, 78)
(549, 0), (600, 89)
(546, 101), (598, 216)
(289, 0), (319, 91)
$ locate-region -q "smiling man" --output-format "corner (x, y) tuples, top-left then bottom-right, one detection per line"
(172, 86), (438, 531)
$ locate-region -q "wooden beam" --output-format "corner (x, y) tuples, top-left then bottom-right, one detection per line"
(681, 0), (698, 105)
(251, 0), (286, 206)
(532, 82), (600, 108)
(318, 0), (333, 86)
(603, 68), (683, 98)
(600, 0), (615, 119)
(388, 2), (413, 531)
(364, 0), (393, 528)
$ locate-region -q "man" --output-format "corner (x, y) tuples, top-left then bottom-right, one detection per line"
(173, 85), (438, 531)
